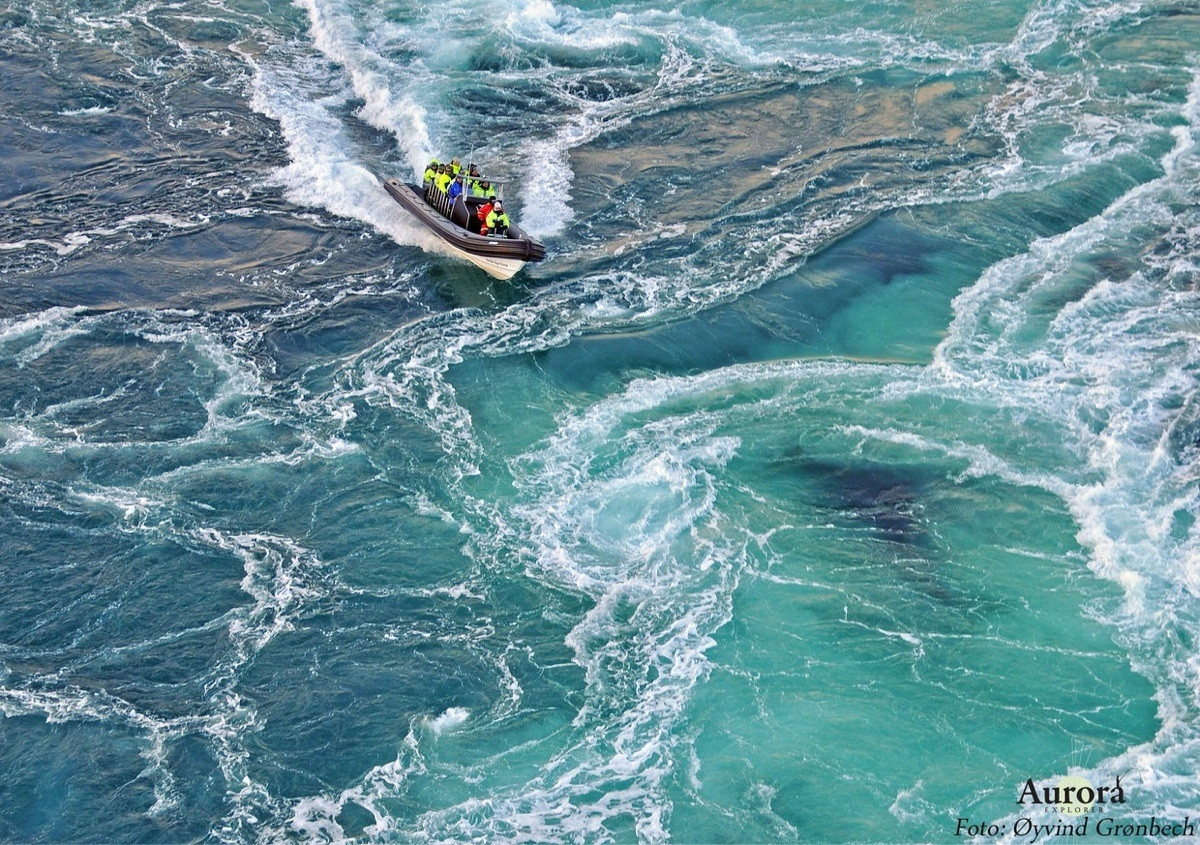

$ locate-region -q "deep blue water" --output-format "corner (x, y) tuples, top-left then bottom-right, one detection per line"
(1, 0), (1199, 842)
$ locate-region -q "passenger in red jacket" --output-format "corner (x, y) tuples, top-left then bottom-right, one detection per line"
(477, 198), (495, 233)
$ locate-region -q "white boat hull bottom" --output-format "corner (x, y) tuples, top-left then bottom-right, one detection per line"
(439, 239), (527, 280)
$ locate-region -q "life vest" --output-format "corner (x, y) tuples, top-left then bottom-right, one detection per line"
(485, 210), (511, 231)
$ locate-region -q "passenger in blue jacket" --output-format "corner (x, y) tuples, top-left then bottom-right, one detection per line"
(447, 174), (466, 202)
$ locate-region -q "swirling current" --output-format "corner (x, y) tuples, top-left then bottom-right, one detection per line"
(1, 0), (1198, 842)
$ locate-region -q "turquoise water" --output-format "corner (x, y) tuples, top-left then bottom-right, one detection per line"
(1, 0), (1198, 842)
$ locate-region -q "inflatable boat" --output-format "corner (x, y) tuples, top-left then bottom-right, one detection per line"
(383, 177), (546, 280)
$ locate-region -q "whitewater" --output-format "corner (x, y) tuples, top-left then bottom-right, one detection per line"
(1, 0), (1198, 842)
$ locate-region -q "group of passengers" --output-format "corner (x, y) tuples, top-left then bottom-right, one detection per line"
(422, 156), (510, 235)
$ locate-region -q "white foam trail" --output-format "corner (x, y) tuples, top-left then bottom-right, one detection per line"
(289, 0), (432, 170)
(238, 46), (444, 254)
(281, 0), (869, 241)
(509, 18), (745, 239)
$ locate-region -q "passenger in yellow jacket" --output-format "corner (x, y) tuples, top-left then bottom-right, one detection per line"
(482, 200), (511, 236)
(423, 159), (439, 185)
(472, 179), (497, 199)
(434, 165), (453, 193)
